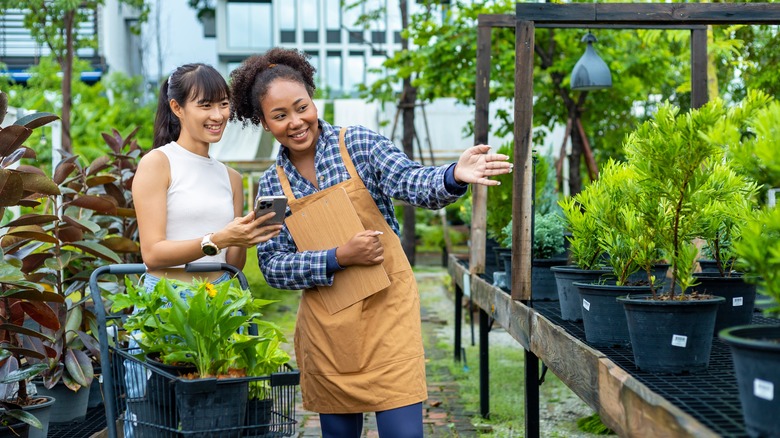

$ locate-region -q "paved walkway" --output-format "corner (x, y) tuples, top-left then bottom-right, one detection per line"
(295, 269), (480, 437)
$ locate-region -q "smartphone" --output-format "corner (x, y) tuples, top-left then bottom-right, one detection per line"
(254, 195), (287, 225)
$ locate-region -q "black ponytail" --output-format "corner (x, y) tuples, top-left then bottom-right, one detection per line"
(152, 79), (179, 148)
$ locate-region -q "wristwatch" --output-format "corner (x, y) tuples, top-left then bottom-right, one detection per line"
(201, 233), (220, 256)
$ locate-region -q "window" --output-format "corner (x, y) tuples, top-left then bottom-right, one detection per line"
(305, 51), (320, 76)
(226, 2), (272, 49)
(327, 30), (341, 43)
(344, 52), (365, 94)
(280, 30), (296, 43)
(280, 1), (296, 30)
(304, 30), (319, 43)
(325, 0), (341, 30)
(302, 0), (318, 31)
(343, 2), (362, 29)
(326, 51), (342, 94)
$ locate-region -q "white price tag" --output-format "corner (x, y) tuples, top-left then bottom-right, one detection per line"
(733, 297), (744, 307)
(463, 272), (471, 298)
(671, 334), (688, 348)
(583, 299), (591, 311)
(754, 379), (775, 401)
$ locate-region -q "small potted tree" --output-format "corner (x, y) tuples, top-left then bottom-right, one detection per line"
(720, 205), (780, 438)
(615, 94), (770, 374)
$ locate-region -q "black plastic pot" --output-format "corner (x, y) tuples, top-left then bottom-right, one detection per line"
(34, 381), (89, 424)
(0, 421), (29, 438)
(20, 395), (54, 438)
(176, 377), (248, 437)
(719, 324), (780, 438)
(691, 272), (757, 334)
(574, 282), (653, 348)
(618, 294), (724, 374)
(551, 265), (614, 321)
(125, 398), (178, 438)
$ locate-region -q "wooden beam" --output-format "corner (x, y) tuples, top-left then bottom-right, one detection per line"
(690, 27), (709, 109)
(470, 23), (493, 275)
(512, 20), (535, 301)
(478, 13), (514, 28)
(516, 3), (780, 25)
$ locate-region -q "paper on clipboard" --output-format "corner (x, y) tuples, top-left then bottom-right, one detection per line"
(284, 187), (390, 314)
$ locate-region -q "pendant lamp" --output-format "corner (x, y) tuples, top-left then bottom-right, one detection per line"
(570, 32), (612, 91)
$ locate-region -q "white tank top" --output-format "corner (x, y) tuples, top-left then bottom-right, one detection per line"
(158, 142), (235, 265)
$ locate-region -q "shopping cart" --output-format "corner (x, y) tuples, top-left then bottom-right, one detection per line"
(88, 263), (300, 438)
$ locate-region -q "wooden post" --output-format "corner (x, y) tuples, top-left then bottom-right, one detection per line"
(690, 27), (708, 108)
(470, 22), (493, 275)
(512, 20), (535, 302)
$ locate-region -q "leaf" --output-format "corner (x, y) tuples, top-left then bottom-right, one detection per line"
(64, 241), (121, 263)
(12, 112), (59, 130)
(0, 363), (48, 384)
(67, 195), (118, 214)
(52, 156), (79, 185)
(5, 229), (58, 244)
(0, 323), (55, 342)
(1, 147), (25, 169)
(20, 253), (54, 275)
(114, 207), (136, 218)
(0, 125), (32, 157)
(85, 175), (117, 188)
(76, 330), (101, 360)
(101, 132), (121, 154)
(2, 214), (59, 228)
(87, 155), (111, 175)
(3, 408), (43, 429)
(103, 183), (127, 207)
(55, 224), (84, 243)
(101, 237), (139, 253)
(62, 215), (101, 233)
(3, 289), (63, 303)
(0, 169), (24, 207)
(0, 346), (46, 361)
(18, 172), (60, 196)
(19, 302), (61, 331)
(64, 349), (91, 388)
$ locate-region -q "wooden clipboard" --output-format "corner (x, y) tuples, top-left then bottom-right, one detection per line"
(284, 187), (390, 314)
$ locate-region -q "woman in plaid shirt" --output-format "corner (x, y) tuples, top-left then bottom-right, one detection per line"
(230, 48), (511, 438)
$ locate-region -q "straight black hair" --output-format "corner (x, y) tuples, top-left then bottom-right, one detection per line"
(152, 63), (230, 148)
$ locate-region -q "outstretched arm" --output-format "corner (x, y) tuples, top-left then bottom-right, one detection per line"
(453, 145), (512, 186)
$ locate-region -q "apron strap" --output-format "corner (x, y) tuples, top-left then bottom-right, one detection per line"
(338, 127), (360, 180)
(276, 164), (296, 200)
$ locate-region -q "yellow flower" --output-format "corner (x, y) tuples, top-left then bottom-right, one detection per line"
(205, 283), (217, 298)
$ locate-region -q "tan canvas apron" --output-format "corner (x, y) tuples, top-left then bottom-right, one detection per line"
(276, 128), (427, 414)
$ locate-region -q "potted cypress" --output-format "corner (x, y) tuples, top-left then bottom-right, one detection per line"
(615, 95), (771, 374)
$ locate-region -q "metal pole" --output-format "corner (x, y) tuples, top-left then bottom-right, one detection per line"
(454, 284), (463, 362)
(479, 307), (490, 418)
(525, 350), (540, 438)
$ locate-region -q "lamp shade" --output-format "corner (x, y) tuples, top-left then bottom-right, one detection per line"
(570, 33), (612, 91)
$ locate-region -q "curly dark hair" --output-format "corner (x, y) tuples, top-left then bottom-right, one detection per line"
(229, 48), (317, 126)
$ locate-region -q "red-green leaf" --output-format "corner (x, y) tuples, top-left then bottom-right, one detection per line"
(0, 347), (46, 362)
(55, 225), (83, 243)
(18, 172), (60, 196)
(0, 169), (23, 207)
(2, 214), (59, 228)
(20, 253), (53, 275)
(5, 230), (58, 244)
(64, 349), (91, 388)
(0, 125), (32, 157)
(19, 302), (60, 331)
(115, 207), (136, 218)
(67, 195), (118, 214)
(87, 155), (111, 175)
(64, 241), (121, 263)
(52, 156), (79, 185)
(62, 215), (100, 233)
(101, 132), (121, 154)
(0, 323), (55, 342)
(85, 175), (117, 188)
(4, 289), (63, 303)
(101, 236), (140, 253)
(12, 112), (59, 130)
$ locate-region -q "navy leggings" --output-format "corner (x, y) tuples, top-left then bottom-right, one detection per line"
(320, 402), (423, 438)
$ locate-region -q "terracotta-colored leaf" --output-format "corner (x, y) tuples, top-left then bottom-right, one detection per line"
(85, 175), (117, 188)
(101, 132), (121, 154)
(0, 125), (32, 157)
(55, 225), (83, 243)
(67, 195), (118, 214)
(5, 289), (63, 303)
(3, 214), (59, 228)
(12, 112), (59, 130)
(103, 183), (126, 207)
(52, 156), (79, 185)
(86, 155), (110, 176)
(18, 172), (60, 197)
(0, 323), (54, 342)
(21, 147), (36, 159)
(21, 253), (54, 274)
(14, 164), (44, 175)
(5, 230), (58, 244)
(0, 169), (23, 206)
(15, 199), (40, 208)
(19, 301), (61, 331)
(115, 207), (136, 218)
(101, 236), (140, 253)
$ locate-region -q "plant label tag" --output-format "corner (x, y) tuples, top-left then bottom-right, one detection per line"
(733, 297), (744, 307)
(671, 334), (688, 348)
(754, 379), (774, 401)
(463, 273), (471, 298)
(583, 299), (591, 311)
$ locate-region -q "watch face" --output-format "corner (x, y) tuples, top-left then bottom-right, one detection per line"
(202, 244), (218, 256)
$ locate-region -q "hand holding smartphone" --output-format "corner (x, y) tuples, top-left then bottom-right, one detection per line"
(254, 195), (287, 225)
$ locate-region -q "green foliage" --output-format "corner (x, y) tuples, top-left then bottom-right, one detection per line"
(500, 212), (565, 260)
(576, 413), (615, 435)
(623, 92), (769, 297)
(3, 57), (155, 170)
(734, 207), (780, 318)
(112, 277), (288, 380)
(559, 191), (605, 270)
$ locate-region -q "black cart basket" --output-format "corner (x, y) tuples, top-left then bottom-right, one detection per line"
(89, 263), (300, 438)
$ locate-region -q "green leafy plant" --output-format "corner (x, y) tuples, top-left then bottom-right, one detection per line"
(623, 92), (770, 297)
(734, 206), (780, 317)
(112, 277), (287, 380)
(500, 212), (565, 260)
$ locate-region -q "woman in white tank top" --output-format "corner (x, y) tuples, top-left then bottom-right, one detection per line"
(132, 63), (282, 283)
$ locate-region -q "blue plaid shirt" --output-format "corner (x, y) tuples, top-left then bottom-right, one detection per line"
(256, 120), (467, 291)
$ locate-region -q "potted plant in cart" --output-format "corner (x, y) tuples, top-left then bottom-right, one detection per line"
(614, 95), (774, 374)
(721, 206), (780, 438)
(112, 275), (284, 436)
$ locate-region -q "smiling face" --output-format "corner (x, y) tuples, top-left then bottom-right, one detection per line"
(259, 79), (319, 158)
(172, 92), (230, 149)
